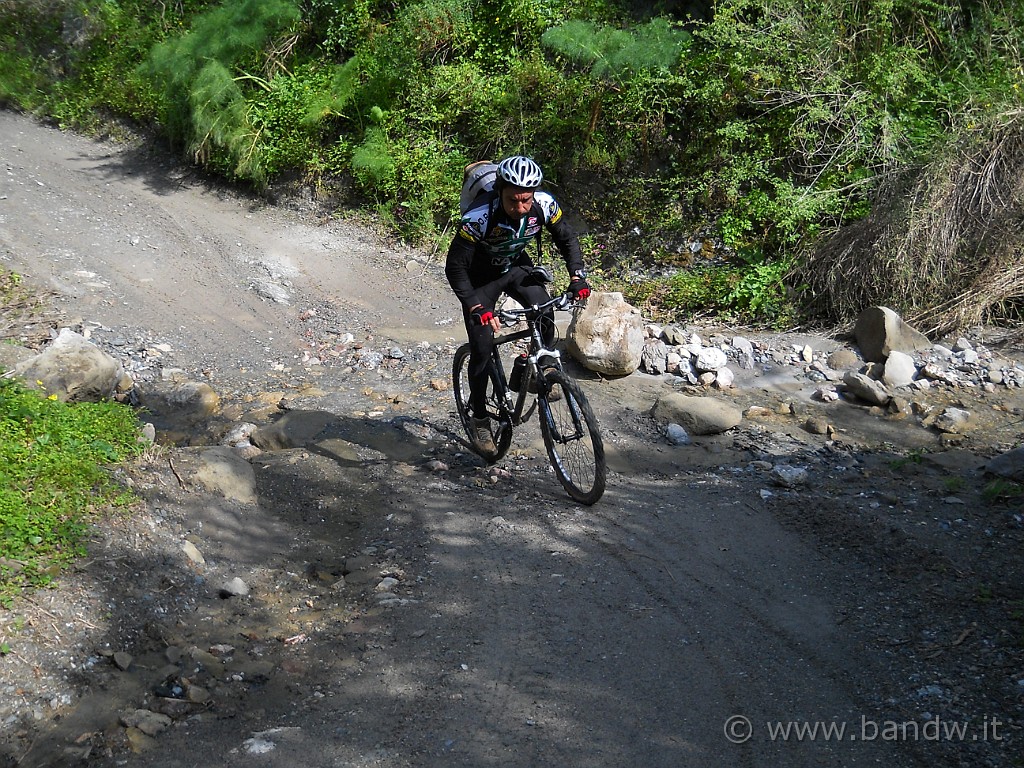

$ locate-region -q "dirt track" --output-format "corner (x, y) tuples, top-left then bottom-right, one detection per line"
(1, 110), (1022, 767)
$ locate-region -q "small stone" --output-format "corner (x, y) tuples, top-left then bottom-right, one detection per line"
(244, 737), (277, 755)
(665, 423), (691, 445)
(151, 697), (192, 718)
(804, 417), (829, 435)
(186, 685), (211, 704)
(813, 386), (839, 403)
(120, 709), (172, 737)
(713, 367), (735, 389)
(934, 407), (971, 434)
(181, 540), (205, 566)
(772, 465), (809, 487)
(827, 348), (860, 370)
(125, 727), (157, 754)
(744, 406), (773, 420)
(953, 337), (973, 352)
(219, 577), (250, 598)
(112, 651), (133, 671)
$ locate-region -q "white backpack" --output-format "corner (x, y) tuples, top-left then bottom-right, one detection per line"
(459, 160), (498, 214)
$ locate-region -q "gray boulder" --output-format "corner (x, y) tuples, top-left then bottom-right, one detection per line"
(985, 447), (1024, 481)
(640, 340), (670, 375)
(662, 324), (688, 346)
(14, 328), (120, 402)
(842, 371), (891, 406)
(827, 348), (861, 371)
(694, 346), (728, 373)
(933, 407), (971, 434)
(854, 306), (931, 363)
(195, 446), (258, 504)
(731, 336), (756, 369)
(882, 350), (918, 388)
(651, 393), (742, 435)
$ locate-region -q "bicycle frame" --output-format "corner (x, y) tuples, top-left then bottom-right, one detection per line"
(452, 286), (605, 503)
(488, 327), (553, 428)
(487, 294), (580, 434)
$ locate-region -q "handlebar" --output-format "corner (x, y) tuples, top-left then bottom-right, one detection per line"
(497, 292), (577, 325)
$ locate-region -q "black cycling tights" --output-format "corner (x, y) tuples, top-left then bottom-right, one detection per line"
(462, 268), (554, 418)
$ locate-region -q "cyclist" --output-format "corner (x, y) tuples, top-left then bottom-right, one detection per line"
(445, 155), (591, 453)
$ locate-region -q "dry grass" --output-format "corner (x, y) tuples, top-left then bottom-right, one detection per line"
(797, 108), (1024, 339)
(0, 269), (59, 349)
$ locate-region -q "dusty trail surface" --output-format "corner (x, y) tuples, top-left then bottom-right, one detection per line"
(0, 111), (1021, 767)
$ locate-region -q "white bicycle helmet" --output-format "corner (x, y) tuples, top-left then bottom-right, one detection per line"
(496, 156), (543, 189)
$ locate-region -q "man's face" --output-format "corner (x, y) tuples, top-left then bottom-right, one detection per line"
(501, 186), (535, 220)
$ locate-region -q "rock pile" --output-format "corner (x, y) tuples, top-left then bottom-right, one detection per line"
(639, 311), (1024, 398)
(5, 302), (1023, 464)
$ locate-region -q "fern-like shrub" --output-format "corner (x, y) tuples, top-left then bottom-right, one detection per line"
(139, 0), (301, 182)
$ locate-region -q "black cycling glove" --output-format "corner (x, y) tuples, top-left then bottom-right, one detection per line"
(471, 307), (494, 326)
(568, 277), (591, 300)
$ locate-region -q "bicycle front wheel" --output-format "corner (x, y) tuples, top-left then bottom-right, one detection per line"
(452, 343), (513, 463)
(538, 370), (605, 504)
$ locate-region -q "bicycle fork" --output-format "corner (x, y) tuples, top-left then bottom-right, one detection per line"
(532, 358), (587, 444)
(541, 397), (586, 443)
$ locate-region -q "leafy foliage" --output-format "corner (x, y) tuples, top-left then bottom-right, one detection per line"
(138, 0), (301, 181)
(0, 378), (144, 605)
(541, 17), (689, 81)
(0, 47), (45, 109)
(1, 0), (1022, 328)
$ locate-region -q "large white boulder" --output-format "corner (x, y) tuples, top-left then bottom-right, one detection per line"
(566, 292), (644, 376)
(854, 306), (931, 363)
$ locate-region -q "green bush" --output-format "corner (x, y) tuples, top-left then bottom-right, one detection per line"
(0, 378), (144, 605)
(0, 46), (45, 109)
(2, 0), (1022, 325)
(305, 0), (378, 56)
(138, 0), (302, 182)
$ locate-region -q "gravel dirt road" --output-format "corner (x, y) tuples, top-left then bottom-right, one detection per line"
(1, 110), (1022, 767)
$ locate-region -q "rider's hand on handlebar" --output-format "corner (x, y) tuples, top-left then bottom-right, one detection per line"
(471, 306), (501, 332)
(569, 277), (591, 301)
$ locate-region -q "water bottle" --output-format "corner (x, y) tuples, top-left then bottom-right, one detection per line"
(508, 354), (527, 391)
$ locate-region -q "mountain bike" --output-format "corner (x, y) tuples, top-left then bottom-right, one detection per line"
(452, 273), (606, 505)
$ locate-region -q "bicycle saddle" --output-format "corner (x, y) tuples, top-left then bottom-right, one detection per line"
(530, 266), (554, 283)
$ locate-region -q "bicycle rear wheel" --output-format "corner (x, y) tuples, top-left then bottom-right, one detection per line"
(538, 370), (605, 504)
(452, 343), (513, 463)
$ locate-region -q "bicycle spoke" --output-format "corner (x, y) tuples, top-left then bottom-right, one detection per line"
(452, 344), (513, 462)
(539, 371), (605, 504)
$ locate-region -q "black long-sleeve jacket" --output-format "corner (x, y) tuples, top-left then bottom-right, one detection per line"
(445, 190), (584, 312)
